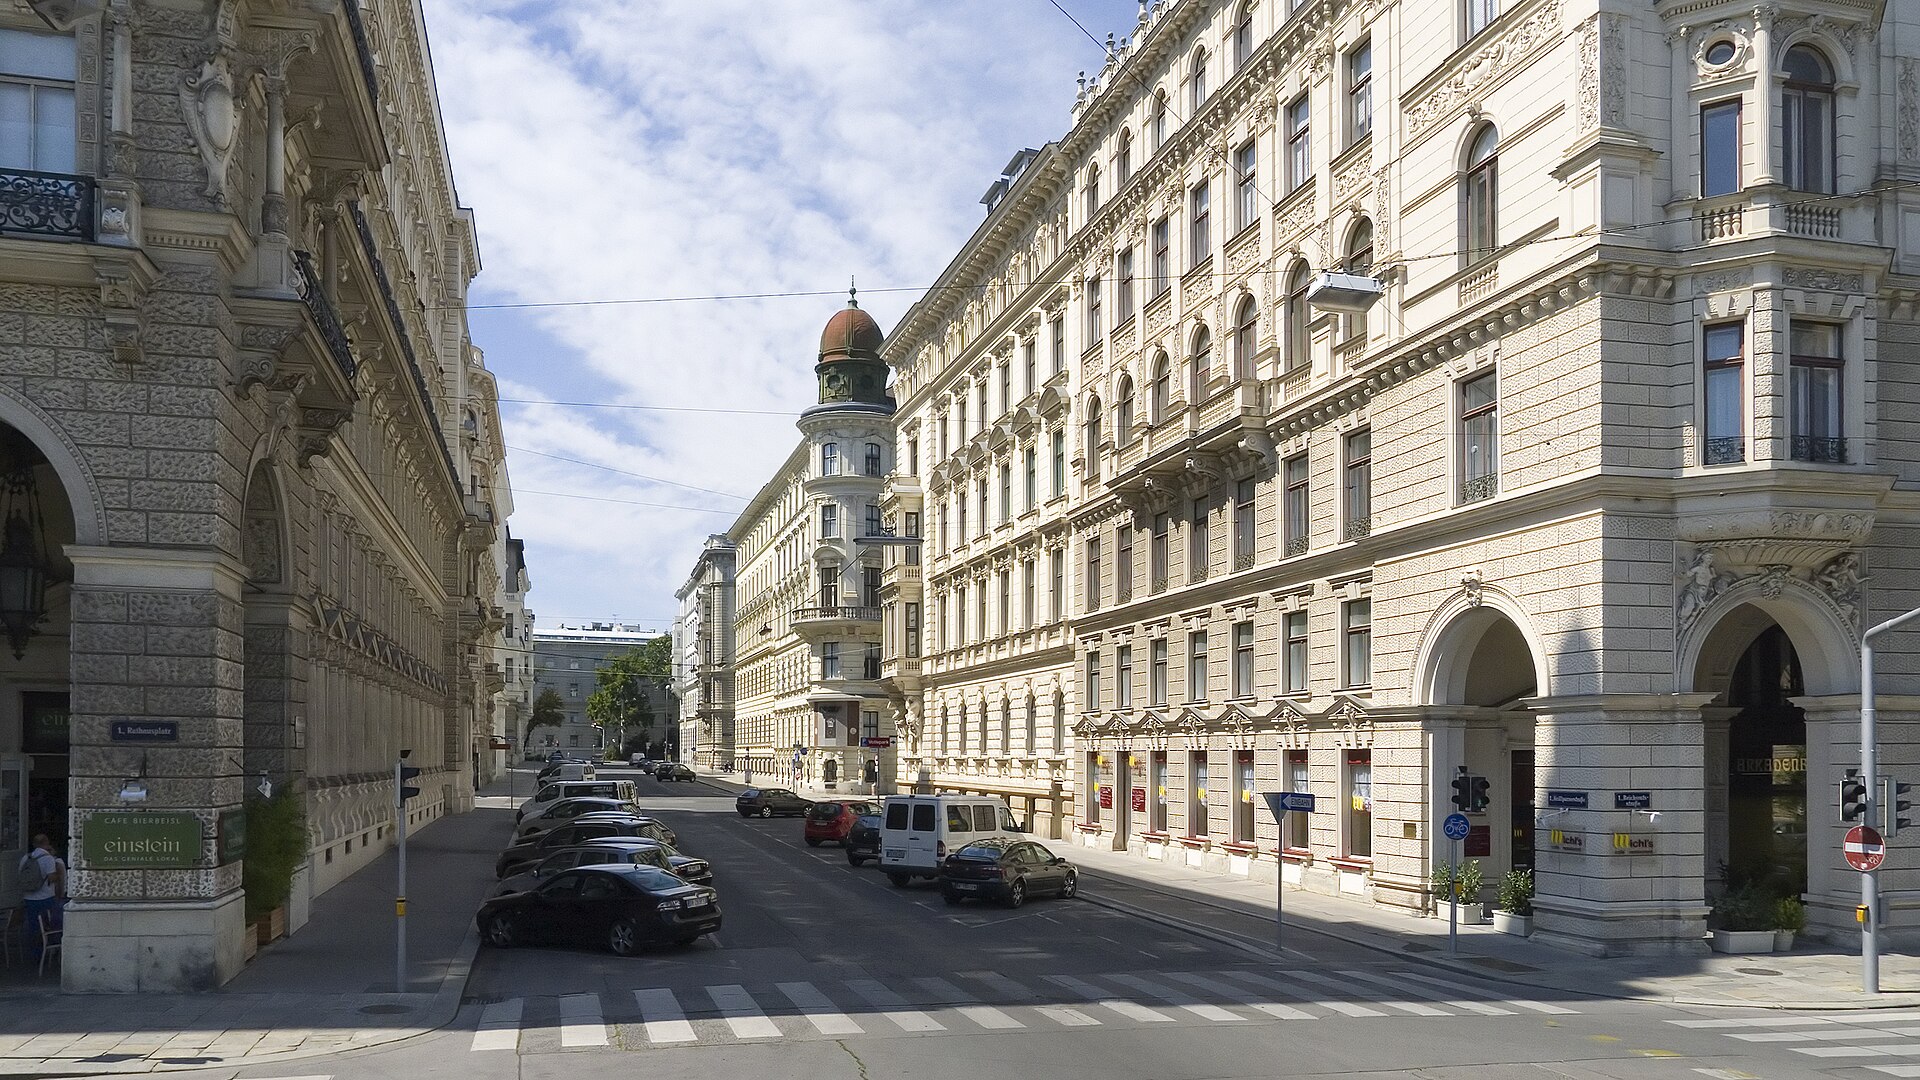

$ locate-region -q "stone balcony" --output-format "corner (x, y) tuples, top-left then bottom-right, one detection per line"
(790, 605), (882, 641)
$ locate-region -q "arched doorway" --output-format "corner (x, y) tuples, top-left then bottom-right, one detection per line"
(240, 461), (309, 939)
(0, 427), (77, 865)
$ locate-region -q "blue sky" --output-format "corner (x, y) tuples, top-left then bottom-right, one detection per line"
(420, 0), (1143, 629)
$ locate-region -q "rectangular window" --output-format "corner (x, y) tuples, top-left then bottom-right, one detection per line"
(1117, 247), (1136, 324)
(1466, 0), (1499, 38)
(862, 710), (880, 740)
(1150, 638), (1168, 705)
(998, 570), (1011, 636)
(1151, 511), (1170, 592)
(0, 27), (77, 174)
(1343, 598), (1372, 688)
(999, 464), (1012, 523)
(1234, 140), (1258, 234)
(819, 566), (839, 608)
(977, 580), (987, 637)
(1188, 497), (1209, 582)
(1283, 454), (1309, 556)
(1117, 523), (1134, 603)
(1286, 750), (1311, 850)
(956, 494), (967, 542)
(904, 511), (921, 562)
(821, 641), (841, 680)
(939, 505), (950, 550)
(1187, 630), (1209, 701)
(1085, 535), (1102, 613)
(1022, 559), (1036, 627)
(1051, 429), (1067, 497)
(1701, 99), (1742, 198)
(864, 643), (882, 680)
(1151, 217), (1171, 297)
(820, 503), (838, 539)
(1345, 750), (1372, 858)
(1151, 751), (1169, 832)
(1790, 321), (1845, 463)
(954, 585), (966, 645)
(1344, 428), (1372, 541)
(1086, 274), (1103, 342)
(1286, 95), (1311, 192)
(863, 563), (882, 607)
(1050, 549), (1065, 621)
(1116, 645), (1134, 709)
(1050, 317), (1066, 375)
(866, 502), (882, 538)
(1189, 182), (1211, 268)
(1023, 340), (1037, 396)
(905, 602), (921, 658)
(1233, 621), (1255, 699)
(865, 442), (882, 476)
(1460, 371), (1499, 500)
(821, 443), (839, 476)
(1023, 447), (1037, 510)
(1284, 609), (1308, 694)
(1348, 41), (1373, 144)
(976, 479), (988, 536)
(1086, 650), (1102, 711)
(1233, 478), (1256, 570)
(1085, 753), (1101, 820)
(1234, 750), (1256, 843)
(1189, 752), (1210, 837)
(1703, 322), (1745, 466)
(998, 362), (1011, 417)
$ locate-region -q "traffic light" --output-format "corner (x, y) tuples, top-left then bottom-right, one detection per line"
(1470, 775), (1491, 813)
(1888, 778), (1913, 836)
(1842, 769), (1869, 823)
(398, 751), (422, 806)
(1450, 766), (1471, 812)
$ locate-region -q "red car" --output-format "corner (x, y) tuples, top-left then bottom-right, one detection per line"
(804, 800), (879, 847)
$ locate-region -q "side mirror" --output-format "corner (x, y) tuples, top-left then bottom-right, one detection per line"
(1051, 856), (1066, 866)
(1013, 819), (1028, 833)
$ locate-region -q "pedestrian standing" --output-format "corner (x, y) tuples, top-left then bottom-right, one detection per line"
(20, 832), (63, 958)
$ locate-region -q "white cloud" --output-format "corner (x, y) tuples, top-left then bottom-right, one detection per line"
(422, 0), (1137, 625)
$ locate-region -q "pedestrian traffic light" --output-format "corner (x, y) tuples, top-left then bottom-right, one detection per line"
(1470, 775), (1491, 813)
(1888, 778), (1913, 836)
(397, 751), (422, 806)
(1450, 766), (1471, 811)
(1842, 769), (1869, 822)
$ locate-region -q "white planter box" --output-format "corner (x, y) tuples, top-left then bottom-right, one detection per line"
(1438, 901), (1488, 925)
(1492, 911), (1533, 936)
(1774, 929), (1797, 952)
(1709, 929), (1776, 954)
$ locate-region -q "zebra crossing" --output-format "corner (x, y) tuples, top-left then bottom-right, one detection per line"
(1669, 1010), (1920, 1075)
(466, 967), (1584, 1052)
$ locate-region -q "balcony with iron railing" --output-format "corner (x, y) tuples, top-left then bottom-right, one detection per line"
(0, 168), (94, 240)
(1702, 438), (1745, 467)
(1790, 436), (1846, 464)
(293, 250), (358, 384)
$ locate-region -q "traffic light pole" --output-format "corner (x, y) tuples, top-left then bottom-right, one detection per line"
(1859, 603), (1920, 995)
(395, 756), (408, 994)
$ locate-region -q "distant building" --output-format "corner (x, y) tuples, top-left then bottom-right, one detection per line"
(529, 624), (674, 755)
(675, 537), (737, 767)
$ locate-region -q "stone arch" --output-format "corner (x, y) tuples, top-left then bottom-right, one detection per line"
(1414, 584), (1550, 706)
(1681, 578), (1858, 697)
(0, 386), (105, 547)
(242, 460), (292, 592)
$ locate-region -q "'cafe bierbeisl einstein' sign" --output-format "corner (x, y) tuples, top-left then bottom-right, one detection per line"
(83, 812), (202, 869)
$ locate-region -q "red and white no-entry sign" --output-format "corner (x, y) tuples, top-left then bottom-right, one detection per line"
(1845, 825), (1886, 872)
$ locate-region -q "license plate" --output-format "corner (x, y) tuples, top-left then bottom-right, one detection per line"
(885, 849), (903, 859)
(954, 883), (979, 891)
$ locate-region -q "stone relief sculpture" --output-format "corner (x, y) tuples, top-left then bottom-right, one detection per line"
(181, 53), (239, 201)
(1814, 552), (1862, 627)
(1676, 548), (1731, 633)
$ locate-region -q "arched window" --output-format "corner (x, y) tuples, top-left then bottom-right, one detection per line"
(821, 441), (838, 476)
(1463, 124), (1498, 264)
(1116, 128), (1133, 184)
(1284, 263), (1311, 373)
(1232, 4), (1254, 72)
(1152, 92), (1169, 150)
(1189, 47), (1209, 112)
(1783, 45), (1835, 194)
(1151, 351), (1172, 423)
(1025, 693), (1038, 752)
(1000, 697), (1011, 754)
(1084, 164), (1101, 220)
(1189, 326), (1212, 404)
(1233, 295), (1259, 381)
(1052, 689), (1067, 754)
(1115, 376), (1135, 444)
(1344, 220), (1375, 342)
(941, 706), (951, 752)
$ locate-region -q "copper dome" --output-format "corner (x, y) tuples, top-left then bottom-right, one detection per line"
(818, 302), (884, 363)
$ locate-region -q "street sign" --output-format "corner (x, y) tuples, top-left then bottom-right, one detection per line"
(1614, 791), (1651, 809)
(1846, 825), (1887, 872)
(860, 736), (892, 748)
(1545, 790), (1589, 809)
(1443, 812), (1470, 841)
(1262, 792), (1315, 820)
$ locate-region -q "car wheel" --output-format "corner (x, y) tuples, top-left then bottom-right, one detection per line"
(805, 837), (822, 847)
(673, 935), (702, 947)
(942, 890), (963, 906)
(846, 851), (863, 866)
(1006, 880), (1027, 909)
(887, 872), (910, 888)
(759, 806), (774, 819)
(737, 810), (751, 818)
(609, 917), (641, 957)
(1060, 872), (1078, 899)
(484, 914), (517, 949)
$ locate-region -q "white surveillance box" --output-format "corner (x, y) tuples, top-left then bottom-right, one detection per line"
(1307, 272), (1384, 313)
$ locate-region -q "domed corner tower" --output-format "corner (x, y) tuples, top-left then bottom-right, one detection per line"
(813, 290), (894, 413)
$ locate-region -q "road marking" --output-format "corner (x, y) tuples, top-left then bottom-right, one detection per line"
(1388, 969), (1578, 1014)
(558, 993), (608, 1047)
(1341, 969), (1511, 1016)
(632, 989), (696, 1044)
(1693, 1070), (1760, 1080)
(1036, 1005), (1103, 1026)
(1868, 1067), (1920, 1078)
(1737, 1028), (1911, 1043)
(470, 999), (523, 1052)
(1669, 1017), (1842, 1029)
(846, 978), (945, 1032)
(960, 971), (1040, 1001)
(1104, 974), (1244, 1022)
(776, 981), (864, 1036)
(1041, 974), (1176, 1023)
(913, 977), (1024, 1029)
(706, 984), (782, 1040)
(1289, 969), (1447, 1017)
(1217, 969), (1386, 1018)
(1164, 972), (1313, 1020)
(1796, 1045), (1898, 1058)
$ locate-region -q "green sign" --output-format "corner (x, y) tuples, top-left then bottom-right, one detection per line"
(83, 811), (201, 869)
(216, 808), (246, 865)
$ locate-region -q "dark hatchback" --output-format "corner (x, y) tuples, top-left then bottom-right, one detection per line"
(495, 842), (713, 896)
(495, 818), (679, 878)
(939, 838), (1078, 907)
(477, 865), (721, 955)
(656, 763), (697, 782)
(844, 813), (882, 866)
(735, 787), (813, 818)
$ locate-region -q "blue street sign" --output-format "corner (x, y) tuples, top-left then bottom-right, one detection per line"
(1546, 790), (1589, 809)
(1443, 813), (1471, 841)
(1262, 792), (1316, 820)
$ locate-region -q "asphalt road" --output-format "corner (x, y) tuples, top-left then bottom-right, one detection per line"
(211, 775), (1866, 1080)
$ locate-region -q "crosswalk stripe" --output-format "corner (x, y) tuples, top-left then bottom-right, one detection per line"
(1341, 970), (1511, 1016)
(914, 977), (1025, 1030)
(1041, 974), (1177, 1023)
(558, 993), (608, 1048)
(1104, 974), (1244, 1022)
(1737, 1028), (1912, 1043)
(1669, 1017), (1841, 1029)
(632, 989), (696, 1044)
(1036, 1005), (1103, 1027)
(776, 982), (864, 1036)
(1164, 972), (1313, 1020)
(1388, 969), (1578, 1014)
(1867, 1066), (1920, 1077)
(846, 978), (945, 1032)
(1217, 969), (1387, 1018)
(1290, 970), (1447, 1016)
(1794, 1045), (1897, 1058)
(470, 999), (523, 1052)
(706, 984), (782, 1040)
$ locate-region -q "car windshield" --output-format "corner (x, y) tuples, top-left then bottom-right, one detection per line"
(623, 867), (686, 892)
(955, 842), (1010, 860)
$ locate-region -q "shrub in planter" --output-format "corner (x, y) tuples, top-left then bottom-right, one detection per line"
(1496, 869), (1533, 916)
(1708, 884), (1773, 932)
(1431, 859), (1484, 904)
(243, 791), (308, 925)
(1773, 897), (1805, 933)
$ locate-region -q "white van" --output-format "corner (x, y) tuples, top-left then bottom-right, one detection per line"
(878, 794), (1024, 885)
(515, 779), (637, 823)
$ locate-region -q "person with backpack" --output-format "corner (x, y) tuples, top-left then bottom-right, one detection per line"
(20, 832), (63, 959)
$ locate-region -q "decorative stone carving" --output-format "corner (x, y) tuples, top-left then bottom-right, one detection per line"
(1406, 0), (1564, 136)
(1462, 569), (1484, 607)
(1901, 59), (1919, 164)
(1783, 267), (1865, 294)
(1577, 17), (1599, 131)
(1331, 150), (1371, 207)
(1329, 700), (1372, 747)
(1676, 548), (1732, 634)
(1698, 268), (1750, 295)
(1813, 552), (1862, 628)
(180, 53), (240, 202)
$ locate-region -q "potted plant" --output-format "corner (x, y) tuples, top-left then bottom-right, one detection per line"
(1431, 859), (1487, 924)
(1773, 897), (1805, 953)
(243, 790), (307, 948)
(1707, 884), (1776, 953)
(1493, 868), (1534, 936)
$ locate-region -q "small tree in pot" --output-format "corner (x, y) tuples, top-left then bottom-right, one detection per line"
(1493, 869), (1534, 936)
(242, 791), (307, 947)
(1431, 859), (1487, 924)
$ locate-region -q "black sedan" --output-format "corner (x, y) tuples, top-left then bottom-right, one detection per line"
(477, 865), (721, 955)
(845, 813), (882, 866)
(656, 763), (696, 782)
(575, 837), (713, 886)
(495, 843), (712, 896)
(939, 838), (1078, 908)
(496, 818), (679, 878)
(736, 787), (813, 818)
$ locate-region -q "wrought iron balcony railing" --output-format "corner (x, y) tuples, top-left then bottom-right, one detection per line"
(1344, 517), (1371, 542)
(1461, 473), (1499, 502)
(1285, 536), (1309, 557)
(0, 168), (93, 240)
(342, 0), (381, 109)
(1791, 436), (1846, 464)
(1234, 551), (1255, 571)
(293, 250), (358, 383)
(1702, 437), (1745, 466)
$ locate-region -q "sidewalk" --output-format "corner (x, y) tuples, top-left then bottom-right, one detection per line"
(0, 777), (517, 1076)
(692, 764), (1920, 1012)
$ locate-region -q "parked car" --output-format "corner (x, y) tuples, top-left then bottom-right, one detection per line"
(536, 761), (596, 784)
(627, 753), (650, 768)
(844, 813), (883, 866)
(574, 837), (712, 886)
(514, 796), (641, 841)
(655, 763), (696, 782)
(939, 838), (1077, 908)
(515, 780), (637, 824)
(477, 865), (721, 955)
(567, 811), (678, 846)
(736, 787), (813, 819)
(495, 842), (713, 896)
(804, 800), (878, 847)
(496, 818), (679, 877)
(879, 794), (1025, 886)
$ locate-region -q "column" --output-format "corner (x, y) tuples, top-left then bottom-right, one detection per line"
(1751, 10), (1775, 187)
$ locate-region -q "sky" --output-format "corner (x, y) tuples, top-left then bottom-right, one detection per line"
(419, 0), (1144, 631)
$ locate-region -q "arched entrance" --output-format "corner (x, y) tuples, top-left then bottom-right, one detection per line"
(240, 461), (309, 939)
(0, 427), (77, 865)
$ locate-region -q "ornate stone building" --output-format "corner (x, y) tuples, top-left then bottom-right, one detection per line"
(674, 534), (735, 768)
(876, 0), (1920, 954)
(0, 0), (512, 988)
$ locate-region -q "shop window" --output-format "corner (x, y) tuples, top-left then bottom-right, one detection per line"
(1234, 750), (1257, 843)
(1151, 751), (1169, 832)
(1188, 751), (1210, 837)
(1345, 750), (1372, 858)
(1286, 750), (1311, 850)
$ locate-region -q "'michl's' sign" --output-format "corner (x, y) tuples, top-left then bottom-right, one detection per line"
(83, 811), (201, 869)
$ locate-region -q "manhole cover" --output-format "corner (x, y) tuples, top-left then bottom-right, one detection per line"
(359, 1003), (415, 1015)
(1737, 967), (1782, 976)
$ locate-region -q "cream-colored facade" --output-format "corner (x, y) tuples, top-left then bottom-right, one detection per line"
(877, 0), (1920, 955)
(674, 534), (735, 768)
